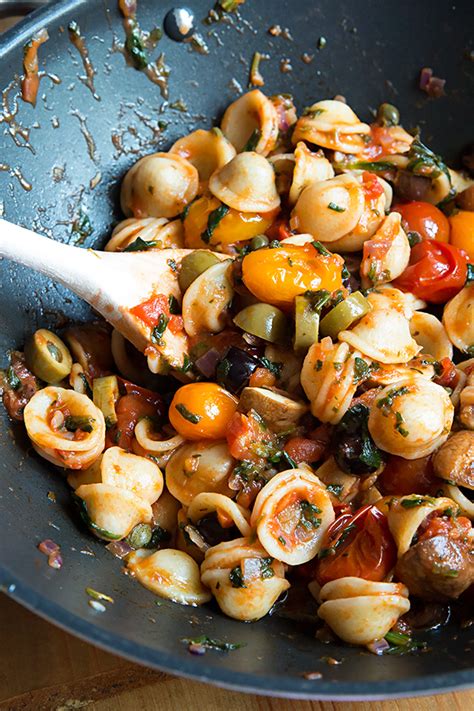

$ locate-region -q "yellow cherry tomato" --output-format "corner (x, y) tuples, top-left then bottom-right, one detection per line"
(449, 210), (474, 260)
(183, 195), (278, 248)
(241, 243), (344, 309)
(169, 383), (238, 440)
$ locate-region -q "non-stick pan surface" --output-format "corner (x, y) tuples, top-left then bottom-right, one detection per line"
(1, 0), (473, 699)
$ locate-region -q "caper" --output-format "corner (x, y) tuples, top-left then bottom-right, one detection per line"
(233, 303), (289, 344)
(127, 523), (152, 549)
(178, 250), (221, 292)
(250, 235), (269, 251)
(376, 102), (400, 127)
(24, 328), (73, 383)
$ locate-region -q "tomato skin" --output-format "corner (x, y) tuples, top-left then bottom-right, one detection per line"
(418, 514), (471, 543)
(265, 217), (293, 242)
(283, 436), (325, 465)
(393, 201), (450, 243)
(362, 171), (384, 200)
(433, 357), (460, 389)
(315, 505), (397, 586)
(242, 244), (344, 309)
(393, 240), (468, 303)
(169, 382), (238, 440)
(449, 210), (474, 260)
(107, 380), (164, 451)
(226, 410), (275, 462)
(130, 294), (182, 334)
(378, 455), (435, 496)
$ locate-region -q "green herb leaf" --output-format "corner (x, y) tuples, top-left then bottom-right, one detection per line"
(167, 258), (178, 272)
(201, 204), (230, 244)
(125, 19), (149, 69)
(65, 416), (94, 433)
(466, 263), (474, 285)
(175, 403), (202, 424)
(400, 496), (435, 509)
(328, 202), (346, 213)
(303, 288), (331, 312)
(407, 231), (422, 248)
(258, 356), (282, 378)
(326, 483), (344, 498)
(182, 634), (243, 652)
(71, 210), (93, 244)
(151, 314), (169, 343)
(298, 500), (322, 530)
(406, 138), (451, 183)
(6, 366), (21, 391)
(312, 240), (331, 256)
(86, 587), (114, 603)
(259, 557), (275, 579)
(123, 236), (157, 252)
(229, 565), (246, 588)
(243, 128), (261, 152)
(73, 494), (122, 540)
(376, 386), (409, 414)
(168, 294), (180, 314)
(347, 160), (396, 172)
(178, 354), (193, 374)
(353, 357), (371, 383)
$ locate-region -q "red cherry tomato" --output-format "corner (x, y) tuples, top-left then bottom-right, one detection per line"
(226, 410), (276, 463)
(393, 201), (450, 243)
(315, 505), (397, 586)
(393, 240), (468, 303)
(107, 379), (164, 451)
(378, 455), (435, 496)
(418, 513), (472, 543)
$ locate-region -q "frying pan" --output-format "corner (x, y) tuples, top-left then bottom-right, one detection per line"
(1, 0), (473, 699)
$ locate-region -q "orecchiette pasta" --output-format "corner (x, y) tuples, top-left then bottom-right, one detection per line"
(92, 446), (164, 504)
(75, 483), (152, 540)
(409, 311), (453, 361)
(209, 152), (280, 213)
(105, 217), (184, 252)
(368, 379), (454, 459)
(301, 338), (365, 424)
(181, 260), (233, 337)
(292, 100), (371, 154)
(187, 492), (252, 537)
(288, 142), (334, 206)
(169, 128), (236, 185)
(201, 538), (289, 621)
(121, 152), (199, 219)
(250, 469), (335, 565)
(127, 548), (212, 605)
(443, 284), (474, 353)
(134, 418), (184, 456)
(220, 89), (279, 156)
(317, 577), (410, 645)
(382, 495), (457, 556)
(24, 387), (105, 469)
(165, 440), (235, 506)
(360, 213), (410, 288)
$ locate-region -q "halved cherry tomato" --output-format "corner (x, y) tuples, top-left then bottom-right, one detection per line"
(418, 513), (472, 543)
(393, 240), (468, 303)
(183, 195), (278, 248)
(108, 379), (164, 451)
(449, 210), (474, 260)
(393, 201), (450, 243)
(315, 504), (397, 586)
(226, 410), (276, 463)
(169, 382), (238, 440)
(130, 294), (183, 334)
(378, 455), (435, 496)
(242, 243), (344, 309)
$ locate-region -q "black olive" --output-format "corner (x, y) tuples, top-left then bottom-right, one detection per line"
(394, 171), (432, 203)
(376, 102), (400, 127)
(332, 403), (383, 475)
(215, 346), (259, 393)
(196, 514), (238, 547)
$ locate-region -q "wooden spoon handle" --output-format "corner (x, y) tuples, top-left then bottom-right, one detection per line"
(0, 218), (104, 304)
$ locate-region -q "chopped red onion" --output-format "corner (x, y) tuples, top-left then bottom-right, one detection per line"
(38, 539), (60, 555)
(105, 540), (133, 559)
(188, 643), (206, 655)
(420, 68), (446, 97)
(419, 67), (433, 90)
(48, 551), (63, 569)
(366, 638), (390, 655)
(195, 348), (220, 378)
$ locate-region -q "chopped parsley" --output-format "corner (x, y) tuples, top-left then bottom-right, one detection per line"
(175, 403), (201, 424)
(181, 634), (243, 652)
(318, 522), (357, 559)
(167, 258), (178, 272)
(64, 416), (94, 433)
(243, 128), (261, 152)
(326, 483), (344, 498)
(406, 138), (451, 183)
(298, 500), (322, 531)
(168, 294), (180, 314)
(123, 236), (157, 252)
(384, 630), (427, 655)
(229, 565), (246, 588)
(394, 411), (409, 437)
(71, 210), (93, 244)
(407, 231), (422, 248)
(267, 450), (297, 470)
(312, 240), (331, 256)
(6, 366), (21, 390)
(151, 314), (169, 343)
(125, 20), (149, 69)
(177, 354), (194, 374)
(201, 204), (230, 244)
(258, 356), (282, 378)
(376, 386), (409, 415)
(303, 106), (325, 118)
(259, 557), (275, 579)
(328, 202), (346, 212)
(347, 160), (396, 172)
(278, 535), (287, 546)
(353, 357), (371, 383)
(400, 496), (435, 509)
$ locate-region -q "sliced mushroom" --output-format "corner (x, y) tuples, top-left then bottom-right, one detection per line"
(237, 386), (307, 432)
(182, 260), (234, 337)
(432, 431), (474, 489)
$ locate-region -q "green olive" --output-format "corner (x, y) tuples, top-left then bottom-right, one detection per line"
(93, 375), (119, 428)
(178, 250), (221, 292)
(376, 103), (400, 127)
(127, 522), (152, 549)
(24, 329), (73, 383)
(250, 235), (269, 251)
(294, 294), (321, 353)
(233, 303), (289, 344)
(319, 291), (371, 339)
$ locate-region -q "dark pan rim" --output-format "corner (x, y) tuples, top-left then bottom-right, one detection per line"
(1, 0), (474, 700)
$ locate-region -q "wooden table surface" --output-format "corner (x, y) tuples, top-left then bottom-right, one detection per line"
(1, 10), (473, 711)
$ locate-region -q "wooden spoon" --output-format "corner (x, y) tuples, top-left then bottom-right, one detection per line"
(0, 218), (200, 368)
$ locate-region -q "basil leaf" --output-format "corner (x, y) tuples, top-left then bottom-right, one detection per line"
(123, 237), (157, 252)
(201, 204), (230, 244)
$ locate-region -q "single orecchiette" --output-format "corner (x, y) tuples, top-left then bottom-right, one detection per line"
(250, 469), (335, 565)
(382, 495), (457, 556)
(134, 418), (184, 456)
(75, 482), (152, 540)
(169, 128), (236, 185)
(317, 576), (410, 645)
(290, 174), (364, 242)
(367, 355), (436, 387)
(220, 89), (279, 156)
(128, 548), (212, 605)
(105, 217), (184, 252)
(409, 311), (453, 361)
(24, 386), (105, 469)
(182, 260), (233, 337)
(209, 152), (280, 213)
(201, 537), (289, 621)
(165, 440), (234, 506)
(360, 212), (410, 288)
(120, 152), (199, 219)
(339, 290), (421, 364)
(368, 378), (453, 459)
(443, 284), (474, 353)
(187, 492), (252, 537)
(301, 338), (365, 424)
(268, 153), (296, 195)
(288, 142), (334, 206)
(292, 100), (371, 154)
